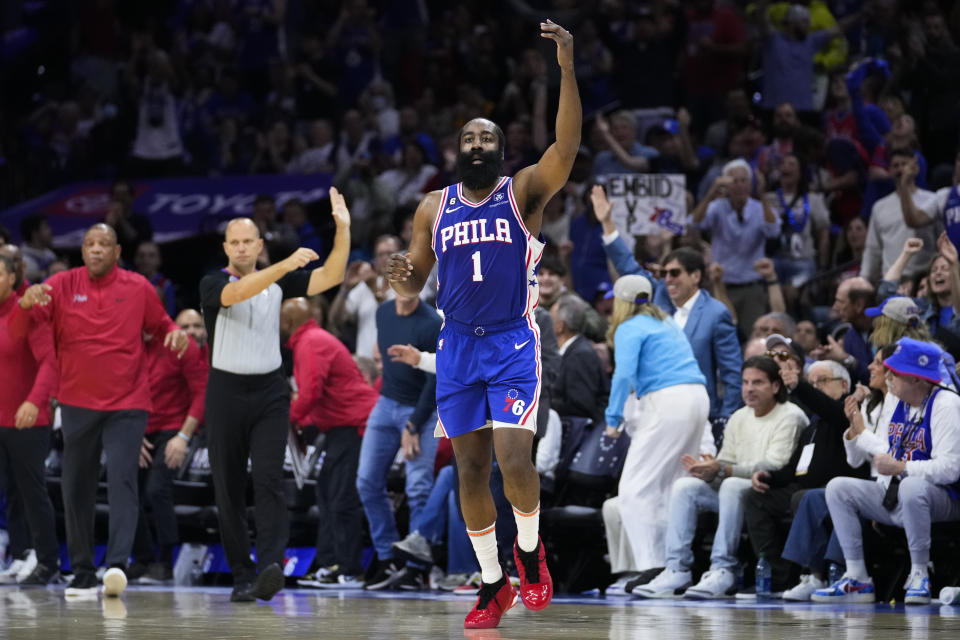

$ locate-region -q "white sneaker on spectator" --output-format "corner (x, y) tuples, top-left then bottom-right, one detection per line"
(782, 574), (826, 601)
(605, 573), (640, 597)
(684, 568), (736, 600)
(633, 569), (692, 599)
(437, 572), (477, 592)
(391, 531), (432, 565)
(15, 549), (37, 583)
(101, 567), (127, 597)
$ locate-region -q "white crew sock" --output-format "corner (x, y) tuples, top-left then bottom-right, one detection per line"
(467, 523), (502, 584)
(909, 564), (929, 579)
(513, 503), (540, 553)
(845, 559), (868, 581)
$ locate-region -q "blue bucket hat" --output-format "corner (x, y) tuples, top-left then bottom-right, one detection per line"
(883, 337), (943, 384)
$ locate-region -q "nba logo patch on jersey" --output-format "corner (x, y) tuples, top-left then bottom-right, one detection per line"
(494, 193), (504, 201)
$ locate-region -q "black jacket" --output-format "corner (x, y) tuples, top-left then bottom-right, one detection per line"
(550, 335), (609, 426)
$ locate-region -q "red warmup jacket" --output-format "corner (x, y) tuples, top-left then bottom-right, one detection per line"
(145, 335), (209, 434)
(0, 293), (57, 426)
(288, 320), (378, 433)
(8, 265), (178, 412)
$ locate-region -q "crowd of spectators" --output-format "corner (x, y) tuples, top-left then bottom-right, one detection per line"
(3, 0), (960, 605)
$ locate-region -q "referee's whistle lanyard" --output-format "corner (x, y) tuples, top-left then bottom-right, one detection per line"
(888, 390), (933, 468)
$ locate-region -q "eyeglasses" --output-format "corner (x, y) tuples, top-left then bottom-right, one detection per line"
(664, 268), (684, 278)
(809, 377), (843, 387)
(765, 350), (792, 362)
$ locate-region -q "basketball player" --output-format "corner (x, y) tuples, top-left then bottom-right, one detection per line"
(386, 19), (580, 630)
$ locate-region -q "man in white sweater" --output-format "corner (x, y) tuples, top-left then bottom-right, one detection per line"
(860, 148), (938, 283)
(814, 338), (960, 605)
(634, 356), (807, 600)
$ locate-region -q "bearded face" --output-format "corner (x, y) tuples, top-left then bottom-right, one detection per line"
(456, 147), (503, 190)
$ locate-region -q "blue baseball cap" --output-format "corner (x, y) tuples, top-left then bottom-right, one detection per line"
(883, 337), (943, 383)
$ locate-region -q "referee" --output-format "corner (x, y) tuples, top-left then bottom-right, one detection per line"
(200, 188), (351, 602)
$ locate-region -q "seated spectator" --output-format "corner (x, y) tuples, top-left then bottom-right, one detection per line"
(382, 107), (439, 167)
(549, 293), (609, 425)
(793, 320), (820, 355)
(601, 275), (710, 593)
(752, 312), (797, 341)
(813, 338), (960, 605)
(280, 199), (325, 262)
(743, 356), (863, 595)
(634, 356), (806, 599)
(692, 159), (781, 339)
(866, 296), (931, 348)
(250, 120), (297, 175)
(813, 277), (874, 384)
(777, 344), (898, 601)
(536, 256), (568, 310)
(134, 242), (176, 316)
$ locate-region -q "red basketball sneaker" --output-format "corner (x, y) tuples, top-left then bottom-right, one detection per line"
(463, 572), (517, 629)
(513, 536), (552, 611)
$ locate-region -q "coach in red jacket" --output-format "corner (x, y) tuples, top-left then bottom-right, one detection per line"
(10, 224), (187, 597)
(282, 297), (377, 586)
(0, 254), (59, 585)
(131, 329), (209, 583)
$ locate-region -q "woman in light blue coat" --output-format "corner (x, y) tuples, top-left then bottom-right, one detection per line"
(604, 274), (710, 581)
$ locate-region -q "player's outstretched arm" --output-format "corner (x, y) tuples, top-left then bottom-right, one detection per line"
(386, 191), (440, 296)
(513, 20), (581, 229)
(308, 186), (352, 295)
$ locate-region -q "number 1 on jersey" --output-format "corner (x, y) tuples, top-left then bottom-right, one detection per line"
(471, 250), (483, 282)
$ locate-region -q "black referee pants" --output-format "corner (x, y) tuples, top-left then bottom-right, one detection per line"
(205, 368), (290, 583)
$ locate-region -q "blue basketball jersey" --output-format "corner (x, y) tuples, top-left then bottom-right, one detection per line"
(943, 186), (960, 252)
(431, 177), (544, 324)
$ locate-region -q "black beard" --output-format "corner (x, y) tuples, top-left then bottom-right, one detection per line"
(456, 150), (503, 190)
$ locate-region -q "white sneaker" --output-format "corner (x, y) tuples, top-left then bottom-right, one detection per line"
(0, 559), (26, 584)
(633, 568), (693, 599)
(782, 574), (827, 602)
(15, 549), (37, 583)
(606, 573), (640, 597)
(684, 568), (737, 600)
(102, 568), (127, 597)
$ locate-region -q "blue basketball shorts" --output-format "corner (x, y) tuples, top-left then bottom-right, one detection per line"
(434, 315), (541, 438)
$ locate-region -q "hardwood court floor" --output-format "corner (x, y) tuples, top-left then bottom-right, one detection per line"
(2, 586), (960, 639)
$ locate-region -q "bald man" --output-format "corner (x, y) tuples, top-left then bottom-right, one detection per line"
(813, 277), (875, 384)
(199, 188), (350, 602)
(280, 298), (377, 587)
(11, 223), (188, 598)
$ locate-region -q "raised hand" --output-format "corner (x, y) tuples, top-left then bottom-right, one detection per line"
(385, 252), (414, 283)
(163, 328), (189, 358)
(540, 19), (574, 70)
(938, 232), (958, 265)
(753, 258), (777, 282)
(901, 236), (924, 257)
(329, 186), (351, 228)
(283, 247), (321, 272)
(387, 343), (422, 366)
(589, 184), (612, 223)
(18, 283), (52, 309)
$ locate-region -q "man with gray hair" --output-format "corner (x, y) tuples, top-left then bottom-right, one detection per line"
(549, 293), (609, 425)
(742, 357), (864, 595)
(693, 159), (781, 339)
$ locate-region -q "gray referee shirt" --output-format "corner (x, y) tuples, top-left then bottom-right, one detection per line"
(200, 269), (310, 374)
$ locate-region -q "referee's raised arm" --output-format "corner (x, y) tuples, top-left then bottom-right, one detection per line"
(218, 187), (351, 306)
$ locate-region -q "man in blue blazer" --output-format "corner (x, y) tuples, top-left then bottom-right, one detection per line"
(590, 187), (742, 426)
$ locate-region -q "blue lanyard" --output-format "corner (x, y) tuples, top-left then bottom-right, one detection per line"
(891, 392), (932, 461)
(778, 189), (809, 233)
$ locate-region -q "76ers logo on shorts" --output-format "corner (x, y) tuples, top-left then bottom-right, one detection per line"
(503, 388), (526, 416)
